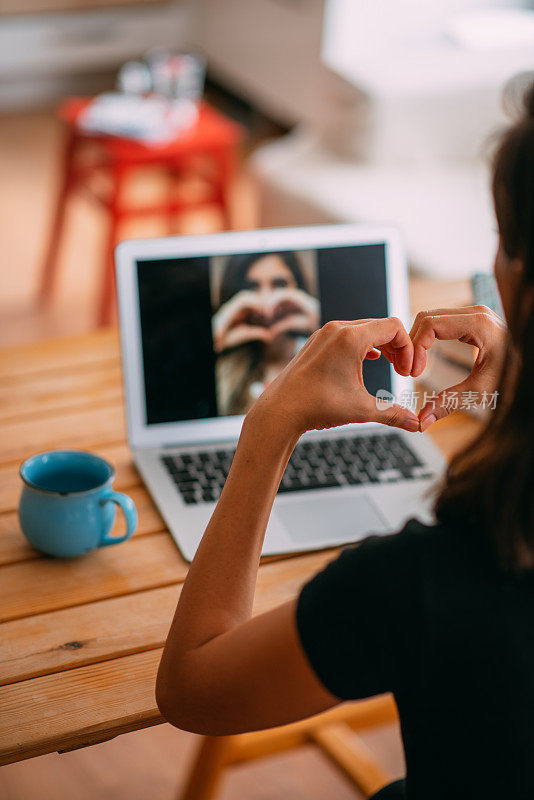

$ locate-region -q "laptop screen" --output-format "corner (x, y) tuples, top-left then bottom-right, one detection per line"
(136, 244), (391, 426)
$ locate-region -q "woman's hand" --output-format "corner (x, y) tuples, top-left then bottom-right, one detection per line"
(252, 317), (420, 436)
(409, 305), (507, 430)
(212, 291), (273, 352)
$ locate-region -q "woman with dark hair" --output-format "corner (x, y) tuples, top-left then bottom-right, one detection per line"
(218, 251), (308, 307)
(156, 77), (534, 798)
(212, 250), (320, 415)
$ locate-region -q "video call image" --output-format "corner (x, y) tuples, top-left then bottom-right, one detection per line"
(210, 251), (320, 416)
(137, 243), (390, 426)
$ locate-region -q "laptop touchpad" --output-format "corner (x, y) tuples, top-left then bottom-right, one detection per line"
(276, 493), (388, 546)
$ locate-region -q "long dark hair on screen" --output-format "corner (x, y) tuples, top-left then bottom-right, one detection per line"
(435, 75), (534, 570)
(218, 251), (307, 307)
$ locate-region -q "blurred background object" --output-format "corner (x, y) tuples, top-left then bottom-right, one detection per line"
(77, 50), (205, 143)
(39, 96), (242, 325)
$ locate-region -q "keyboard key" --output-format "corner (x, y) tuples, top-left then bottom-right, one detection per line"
(307, 475), (341, 489)
(162, 457), (179, 474)
(173, 479), (199, 492)
(174, 469), (194, 482)
(182, 492), (197, 505)
(378, 469), (403, 483)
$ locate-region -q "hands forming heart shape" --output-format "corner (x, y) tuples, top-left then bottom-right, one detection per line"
(213, 288), (321, 353)
(216, 298), (507, 435)
(257, 304), (508, 436)
(375, 305), (507, 431)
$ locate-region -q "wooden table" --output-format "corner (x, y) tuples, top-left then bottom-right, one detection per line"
(0, 315), (480, 767)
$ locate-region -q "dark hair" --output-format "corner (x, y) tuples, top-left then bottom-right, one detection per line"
(435, 75), (534, 570)
(218, 251), (307, 307)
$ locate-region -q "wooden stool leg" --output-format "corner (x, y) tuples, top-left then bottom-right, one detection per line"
(311, 722), (391, 798)
(39, 128), (76, 303)
(178, 736), (235, 800)
(98, 166), (123, 327)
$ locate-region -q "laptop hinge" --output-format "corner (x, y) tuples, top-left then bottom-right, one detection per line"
(160, 436), (239, 450)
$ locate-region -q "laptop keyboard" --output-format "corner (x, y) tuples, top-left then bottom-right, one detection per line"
(161, 432), (432, 506)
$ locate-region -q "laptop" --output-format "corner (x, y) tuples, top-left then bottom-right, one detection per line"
(115, 224), (445, 562)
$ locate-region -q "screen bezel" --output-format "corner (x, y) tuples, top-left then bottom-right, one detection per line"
(116, 224), (413, 450)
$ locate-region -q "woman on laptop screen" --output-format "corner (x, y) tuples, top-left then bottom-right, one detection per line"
(211, 250), (320, 415)
(157, 75), (534, 799)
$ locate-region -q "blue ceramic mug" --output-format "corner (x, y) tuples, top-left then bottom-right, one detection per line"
(19, 450), (137, 558)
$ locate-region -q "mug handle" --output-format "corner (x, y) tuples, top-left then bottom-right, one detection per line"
(99, 491), (137, 546)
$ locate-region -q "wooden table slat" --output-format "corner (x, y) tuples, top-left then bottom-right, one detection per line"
(0, 550), (334, 688)
(0, 533), (188, 623)
(0, 328), (119, 381)
(0, 363), (123, 424)
(0, 403), (126, 466)
(0, 648), (163, 766)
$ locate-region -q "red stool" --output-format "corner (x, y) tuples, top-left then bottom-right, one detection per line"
(40, 98), (244, 326)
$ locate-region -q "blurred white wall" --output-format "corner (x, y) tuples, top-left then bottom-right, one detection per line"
(324, 0), (532, 58)
(323, 0), (534, 97)
(320, 0), (534, 161)
(194, 0), (327, 126)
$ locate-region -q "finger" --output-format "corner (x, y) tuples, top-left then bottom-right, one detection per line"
(266, 289), (302, 318)
(418, 375), (484, 431)
(410, 312), (494, 378)
(217, 291), (265, 334)
(270, 298), (302, 318)
(364, 348), (381, 360)
(364, 394), (420, 433)
(377, 349), (395, 367)
(379, 345), (408, 374)
(271, 287), (320, 312)
(269, 314), (312, 338)
(409, 305), (497, 339)
(223, 291), (259, 316)
(222, 326), (273, 350)
(360, 317), (414, 377)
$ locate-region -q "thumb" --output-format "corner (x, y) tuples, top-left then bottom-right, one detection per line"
(368, 393), (420, 433)
(418, 377), (478, 431)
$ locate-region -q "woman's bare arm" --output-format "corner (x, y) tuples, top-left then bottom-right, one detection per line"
(156, 318), (419, 734)
(156, 407), (338, 734)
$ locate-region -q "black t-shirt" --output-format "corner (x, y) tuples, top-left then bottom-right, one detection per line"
(296, 519), (534, 799)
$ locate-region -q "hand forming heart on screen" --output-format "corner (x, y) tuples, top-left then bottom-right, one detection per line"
(213, 288), (321, 353)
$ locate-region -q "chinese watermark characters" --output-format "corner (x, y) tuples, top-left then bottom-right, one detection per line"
(376, 389), (499, 413)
